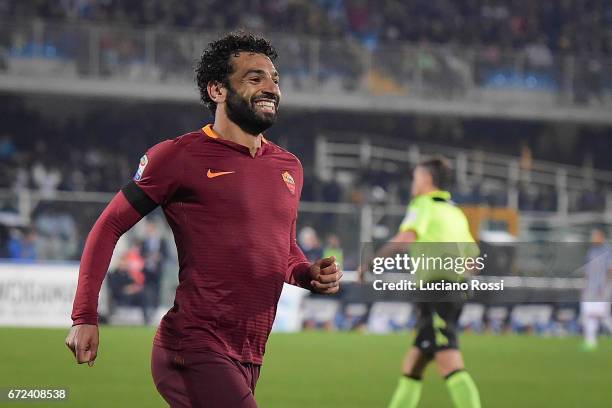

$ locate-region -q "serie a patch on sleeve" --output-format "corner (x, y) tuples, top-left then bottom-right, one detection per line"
(133, 154), (148, 181)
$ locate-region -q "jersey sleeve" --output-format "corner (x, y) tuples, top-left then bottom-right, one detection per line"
(71, 191), (144, 325)
(398, 198), (430, 237)
(284, 158), (312, 288)
(285, 217), (311, 288)
(132, 139), (184, 205)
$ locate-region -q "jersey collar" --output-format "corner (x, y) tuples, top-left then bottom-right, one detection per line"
(202, 124), (269, 157)
(425, 190), (452, 200)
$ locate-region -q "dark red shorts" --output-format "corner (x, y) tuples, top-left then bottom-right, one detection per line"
(151, 344), (261, 408)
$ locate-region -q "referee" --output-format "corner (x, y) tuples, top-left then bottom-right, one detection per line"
(362, 157), (482, 408)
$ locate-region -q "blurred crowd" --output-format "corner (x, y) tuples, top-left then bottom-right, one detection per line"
(0, 134), (131, 193)
(105, 219), (168, 324)
(2, 122), (607, 216)
(3, 0), (612, 55)
(1, 1), (611, 101)
(1, 94), (610, 261)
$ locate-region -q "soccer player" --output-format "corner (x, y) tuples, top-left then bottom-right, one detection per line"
(361, 157), (481, 408)
(65, 32), (342, 407)
(580, 227), (611, 351)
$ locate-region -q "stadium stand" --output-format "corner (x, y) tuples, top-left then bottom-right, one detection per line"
(4, 0), (612, 55)
(1, 0), (611, 108)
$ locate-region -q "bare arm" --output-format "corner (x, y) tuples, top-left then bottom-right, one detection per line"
(358, 230), (417, 281)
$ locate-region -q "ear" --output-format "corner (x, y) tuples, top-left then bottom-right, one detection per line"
(425, 171), (435, 186)
(207, 81), (227, 104)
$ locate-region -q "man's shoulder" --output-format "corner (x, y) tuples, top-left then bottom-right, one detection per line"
(266, 140), (303, 167)
(408, 195), (430, 209)
(148, 131), (202, 156)
(169, 130), (203, 150)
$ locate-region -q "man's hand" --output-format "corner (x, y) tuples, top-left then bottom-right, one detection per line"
(309, 256), (343, 294)
(65, 324), (99, 367)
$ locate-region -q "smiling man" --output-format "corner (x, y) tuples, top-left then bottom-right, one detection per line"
(65, 32), (342, 407)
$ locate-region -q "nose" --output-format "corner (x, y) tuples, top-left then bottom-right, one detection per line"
(262, 77), (280, 97)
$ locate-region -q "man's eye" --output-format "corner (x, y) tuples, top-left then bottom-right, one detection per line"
(249, 77), (261, 83)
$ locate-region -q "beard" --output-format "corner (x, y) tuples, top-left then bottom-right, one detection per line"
(225, 85), (279, 135)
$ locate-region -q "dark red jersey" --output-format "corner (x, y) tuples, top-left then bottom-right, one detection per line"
(71, 124), (311, 364)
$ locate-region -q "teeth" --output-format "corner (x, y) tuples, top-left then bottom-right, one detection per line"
(256, 101), (275, 109)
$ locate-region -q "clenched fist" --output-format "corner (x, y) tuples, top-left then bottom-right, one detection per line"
(65, 324), (99, 367)
(309, 256), (343, 294)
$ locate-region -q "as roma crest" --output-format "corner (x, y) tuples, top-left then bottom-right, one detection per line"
(282, 171), (295, 195)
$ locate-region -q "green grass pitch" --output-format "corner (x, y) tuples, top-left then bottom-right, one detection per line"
(0, 327), (610, 407)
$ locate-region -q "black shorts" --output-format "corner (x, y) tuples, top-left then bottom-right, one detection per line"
(413, 300), (463, 356)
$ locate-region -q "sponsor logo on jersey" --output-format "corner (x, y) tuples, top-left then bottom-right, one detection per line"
(282, 171), (295, 195)
(207, 169), (236, 178)
(133, 154), (148, 181)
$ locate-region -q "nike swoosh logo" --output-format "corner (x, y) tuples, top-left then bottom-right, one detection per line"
(207, 169), (236, 178)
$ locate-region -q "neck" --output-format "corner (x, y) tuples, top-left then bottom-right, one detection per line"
(212, 112), (262, 157)
(419, 186), (439, 196)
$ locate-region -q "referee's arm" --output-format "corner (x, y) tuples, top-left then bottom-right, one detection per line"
(358, 230), (417, 282)
(374, 230), (417, 259)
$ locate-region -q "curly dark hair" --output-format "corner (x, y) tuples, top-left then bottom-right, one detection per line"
(195, 31), (278, 115)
